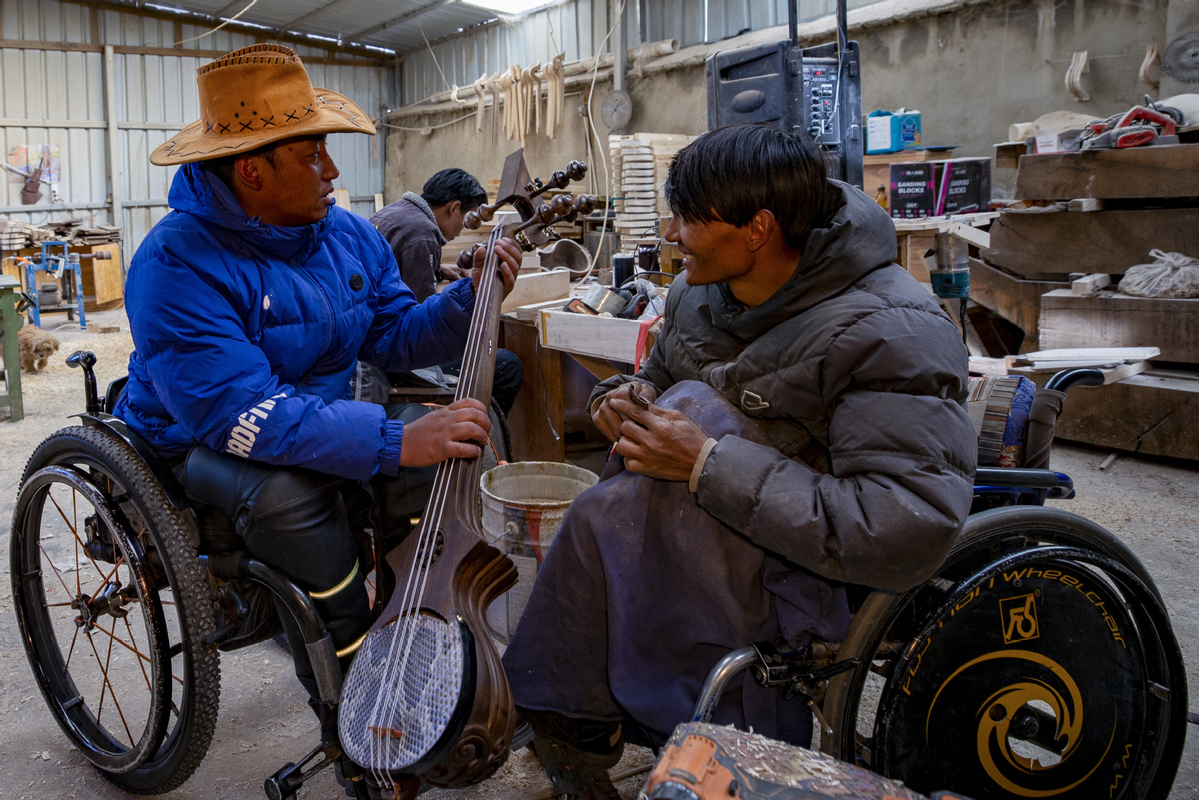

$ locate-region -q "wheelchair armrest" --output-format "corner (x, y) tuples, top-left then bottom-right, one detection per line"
(1043, 368), (1105, 393)
(974, 467), (1075, 500)
(974, 467), (1069, 489)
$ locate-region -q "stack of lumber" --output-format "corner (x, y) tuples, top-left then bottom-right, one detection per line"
(608, 133), (692, 253)
(0, 220), (54, 250)
(45, 219), (121, 245)
(976, 144), (1199, 315)
(966, 144), (1199, 461)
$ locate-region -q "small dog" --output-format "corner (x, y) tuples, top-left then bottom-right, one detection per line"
(17, 326), (60, 373)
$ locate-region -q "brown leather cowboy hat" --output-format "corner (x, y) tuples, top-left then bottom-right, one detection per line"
(151, 44), (376, 166)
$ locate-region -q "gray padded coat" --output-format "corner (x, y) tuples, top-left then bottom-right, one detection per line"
(591, 182), (977, 591)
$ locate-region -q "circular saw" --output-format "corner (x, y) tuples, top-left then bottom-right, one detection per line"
(1163, 31), (1199, 82)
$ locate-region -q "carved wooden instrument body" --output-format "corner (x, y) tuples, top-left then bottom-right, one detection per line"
(338, 151), (592, 791)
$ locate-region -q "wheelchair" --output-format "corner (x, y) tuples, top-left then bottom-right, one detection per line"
(9, 351), (509, 798)
(691, 369), (1190, 800)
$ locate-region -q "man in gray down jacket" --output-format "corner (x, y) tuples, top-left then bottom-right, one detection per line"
(502, 125), (977, 799)
(370, 169), (524, 414)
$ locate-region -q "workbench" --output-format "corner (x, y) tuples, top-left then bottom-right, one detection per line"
(501, 307), (661, 463)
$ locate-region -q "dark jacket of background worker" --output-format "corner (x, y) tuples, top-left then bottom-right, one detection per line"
(370, 169), (524, 415)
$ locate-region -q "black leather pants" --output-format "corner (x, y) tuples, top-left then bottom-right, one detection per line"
(180, 403), (438, 703)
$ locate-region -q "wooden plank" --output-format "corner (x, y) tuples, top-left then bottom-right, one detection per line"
(81, 243), (123, 308)
(509, 297), (570, 323)
(1039, 289), (1199, 364)
(499, 270), (570, 314)
(984, 207), (1199, 279)
(1014, 144), (1199, 200)
(501, 320), (564, 463)
(1013, 346), (1160, 363)
(1030, 370), (1199, 462)
(538, 310), (649, 363)
(1069, 273), (1110, 296)
(968, 258), (1068, 343)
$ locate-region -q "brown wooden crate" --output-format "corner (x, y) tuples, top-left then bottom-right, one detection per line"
(1039, 289), (1199, 364)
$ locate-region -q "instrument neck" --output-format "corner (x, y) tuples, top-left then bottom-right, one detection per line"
(421, 227), (507, 534)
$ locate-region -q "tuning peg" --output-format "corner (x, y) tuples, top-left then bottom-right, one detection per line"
(456, 244), (480, 272)
(573, 194), (597, 215)
(565, 161), (587, 182)
(550, 194), (574, 216)
(464, 210), (483, 230)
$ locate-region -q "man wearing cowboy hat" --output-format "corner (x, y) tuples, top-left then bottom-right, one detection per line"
(114, 44), (522, 743)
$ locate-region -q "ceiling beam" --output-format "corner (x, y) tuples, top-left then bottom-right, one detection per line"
(68, 0), (392, 61)
(215, 0), (249, 16)
(349, 0), (454, 42)
(276, 0), (357, 34)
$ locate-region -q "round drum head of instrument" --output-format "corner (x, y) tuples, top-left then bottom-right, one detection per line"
(339, 613), (470, 774)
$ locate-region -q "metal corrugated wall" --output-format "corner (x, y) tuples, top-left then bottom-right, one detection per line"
(400, 0), (615, 106)
(399, 0), (885, 106)
(0, 0), (389, 259)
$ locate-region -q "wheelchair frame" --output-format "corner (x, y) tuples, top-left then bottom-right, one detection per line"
(10, 357), (1189, 800)
(691, 370), (1189, 800)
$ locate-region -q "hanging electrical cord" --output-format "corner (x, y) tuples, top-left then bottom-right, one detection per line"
(172, 0), (258, 46)
(574, 0), (628, 284)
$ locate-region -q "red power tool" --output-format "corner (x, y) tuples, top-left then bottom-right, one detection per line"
(1082, 104), (1179, 150)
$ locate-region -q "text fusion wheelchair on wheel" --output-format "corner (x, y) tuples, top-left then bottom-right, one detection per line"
(11, 354), (1188, 799)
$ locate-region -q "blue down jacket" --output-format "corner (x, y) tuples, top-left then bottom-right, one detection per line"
(115, 163), (475, 481)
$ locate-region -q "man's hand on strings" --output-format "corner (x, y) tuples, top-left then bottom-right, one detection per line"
(399, 398), (492, 467)
(606, 394), (708, 482)
(470, 237), (523, 298)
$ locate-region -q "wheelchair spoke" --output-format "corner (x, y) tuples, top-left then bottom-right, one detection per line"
(88, 618), (155, 670)
(38, 542), (80, 600)
(123, 616), (154, 692)
(45, 488), (111, 586)
(86, 617), (136, 747)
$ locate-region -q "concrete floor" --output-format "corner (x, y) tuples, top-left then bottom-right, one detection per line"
(0, 312), (1195, 800)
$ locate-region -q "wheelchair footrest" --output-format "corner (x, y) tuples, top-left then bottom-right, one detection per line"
(263, 739), (341, 800)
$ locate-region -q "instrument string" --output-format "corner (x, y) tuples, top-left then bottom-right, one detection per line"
(365, 225), (505, 784)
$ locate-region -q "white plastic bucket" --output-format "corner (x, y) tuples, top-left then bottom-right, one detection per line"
(480, 461), (598, 644)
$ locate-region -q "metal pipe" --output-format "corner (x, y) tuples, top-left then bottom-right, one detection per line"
(691, 646), (758, 723)
(103, 45), (125, 285)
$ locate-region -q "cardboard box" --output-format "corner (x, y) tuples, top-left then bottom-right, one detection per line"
(866, 109), (922, 154)
(890, 162), (937, 219)
(936, 158), (992, 215)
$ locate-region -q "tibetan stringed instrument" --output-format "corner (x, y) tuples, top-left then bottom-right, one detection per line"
(339, 152), (592, 794)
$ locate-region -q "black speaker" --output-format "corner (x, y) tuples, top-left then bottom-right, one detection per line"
(706, 39), (863, 188)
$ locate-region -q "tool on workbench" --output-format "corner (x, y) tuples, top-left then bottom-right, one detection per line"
(1080, 101), (1183, 150)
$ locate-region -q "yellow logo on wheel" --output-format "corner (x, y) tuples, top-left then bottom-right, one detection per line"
(1001, 593), (1040, 644)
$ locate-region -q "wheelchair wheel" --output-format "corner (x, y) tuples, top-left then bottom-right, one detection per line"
(821, 506), (1187, 800)
(11, 426), (220, 793)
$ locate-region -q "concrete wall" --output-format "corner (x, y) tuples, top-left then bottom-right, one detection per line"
(385, 0), (1174, 201)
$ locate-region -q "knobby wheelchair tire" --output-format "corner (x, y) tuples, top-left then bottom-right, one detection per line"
(11, 426), (221, 794)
